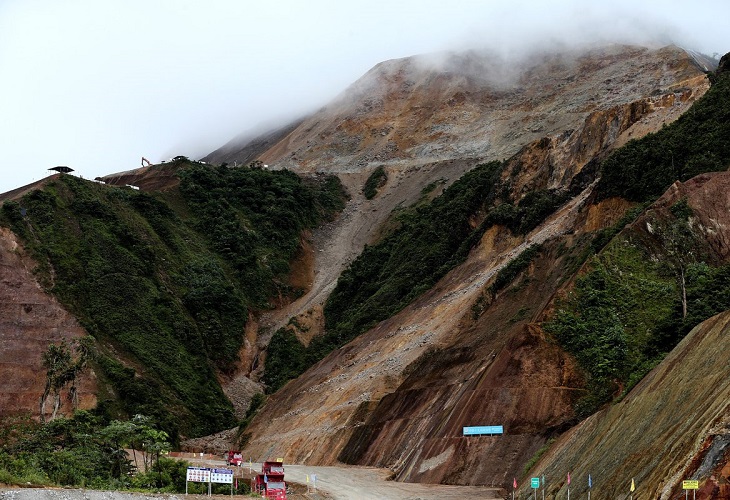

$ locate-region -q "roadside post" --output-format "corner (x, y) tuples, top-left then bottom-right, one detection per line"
(541, 475), (545, 500)
(683, 479), (699, 500)
(588, 474), (592, 500)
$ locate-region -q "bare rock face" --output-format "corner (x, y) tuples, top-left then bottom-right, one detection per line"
(208, 44), (708, 179)
(0, 227), (97, 419)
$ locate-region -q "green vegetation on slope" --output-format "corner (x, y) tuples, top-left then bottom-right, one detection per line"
(595, 67), (730, 202)
(545, 203), (730, 416)
(264, 161), (571, 391)
(363, 166), (388, 199)
(178, 165), (347, 307)
(1, 163), (346, 437)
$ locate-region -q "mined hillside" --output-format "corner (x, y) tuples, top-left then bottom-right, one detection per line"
(532, 309), (730, 500)
(210, 43), (710, 374)
(0, 226), (97, 419)
(233, 46), (730, 492)
(1, 42), (727, 493)
(207, 44), (707, 175)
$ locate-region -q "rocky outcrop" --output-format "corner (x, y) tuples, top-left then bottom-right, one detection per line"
(0, 227), (96, 420)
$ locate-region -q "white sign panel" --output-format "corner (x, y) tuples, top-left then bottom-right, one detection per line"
(211, 468), (234, 484)
(186, 467), (211, 483)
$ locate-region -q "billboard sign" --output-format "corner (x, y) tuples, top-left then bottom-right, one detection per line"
(463, 425), (504, 436)
(683, 480), (699, 490)
(211, 468), (234, 484)
(186, 467), (211, 483)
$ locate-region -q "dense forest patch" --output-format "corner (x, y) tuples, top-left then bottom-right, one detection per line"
(1, 163), (346, 437)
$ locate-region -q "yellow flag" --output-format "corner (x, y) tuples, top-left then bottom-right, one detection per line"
(306, 475), (310, 483)
(631, 478), (635, 492)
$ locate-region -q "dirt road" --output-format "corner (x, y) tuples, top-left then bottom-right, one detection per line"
(283, 464), (502, 500)
(186, 456), (501, 500)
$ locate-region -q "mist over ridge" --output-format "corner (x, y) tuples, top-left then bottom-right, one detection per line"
(1, 0), (728, 194)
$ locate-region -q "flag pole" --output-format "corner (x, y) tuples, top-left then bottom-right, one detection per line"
(588, 473), (592, 500)
(541, 475), (544, 500)
(630, 477), (636, 500)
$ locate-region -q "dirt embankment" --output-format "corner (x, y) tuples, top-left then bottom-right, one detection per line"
(0, 227), (97, 420)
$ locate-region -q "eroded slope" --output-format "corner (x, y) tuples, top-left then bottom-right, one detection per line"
(0, 227), (97, 419)
(234, 45), (722, 487)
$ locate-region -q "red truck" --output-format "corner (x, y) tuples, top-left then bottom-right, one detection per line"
(252, 460), (287, 499)
(225, 451), (243, 467)
(253, 473), (286, 499)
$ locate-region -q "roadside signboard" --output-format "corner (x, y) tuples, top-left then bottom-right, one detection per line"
(186, 467), (211, 483)
(683, 480), (699, 490)
(531, 478), (540, 489)
(211, 468), (234, 484)
(463, 425), (504, 436)
(186, 466), (234, 496)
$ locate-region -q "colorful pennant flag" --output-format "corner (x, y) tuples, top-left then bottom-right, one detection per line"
(514, 478), (518, 489)
(630, 478), (635, 492)
(567, 472), (571, 485)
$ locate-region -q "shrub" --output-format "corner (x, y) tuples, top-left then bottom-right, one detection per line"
(363, 166), (388, 199)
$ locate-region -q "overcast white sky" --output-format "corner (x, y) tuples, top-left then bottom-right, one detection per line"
(1, 0), (729, 194)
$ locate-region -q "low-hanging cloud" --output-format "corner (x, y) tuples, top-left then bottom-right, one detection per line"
(0, 0), (728, 194)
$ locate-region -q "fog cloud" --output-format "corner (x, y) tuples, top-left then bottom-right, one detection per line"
(0, 0), (728, 193)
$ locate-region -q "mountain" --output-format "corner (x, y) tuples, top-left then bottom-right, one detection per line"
(1, 42), (729, 497)
(209, 44), (730, 493)
(206, 44), (707, 174)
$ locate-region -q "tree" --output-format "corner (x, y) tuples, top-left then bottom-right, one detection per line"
(129, 415), (171, 473)
(663, 200), (698, 318)
(97, 419), (137, 477)
(40, 339), (91, 422)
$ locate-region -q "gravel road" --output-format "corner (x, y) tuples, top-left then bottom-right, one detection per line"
(0, 490), (183, 500)
(283, 464), (502, 499)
